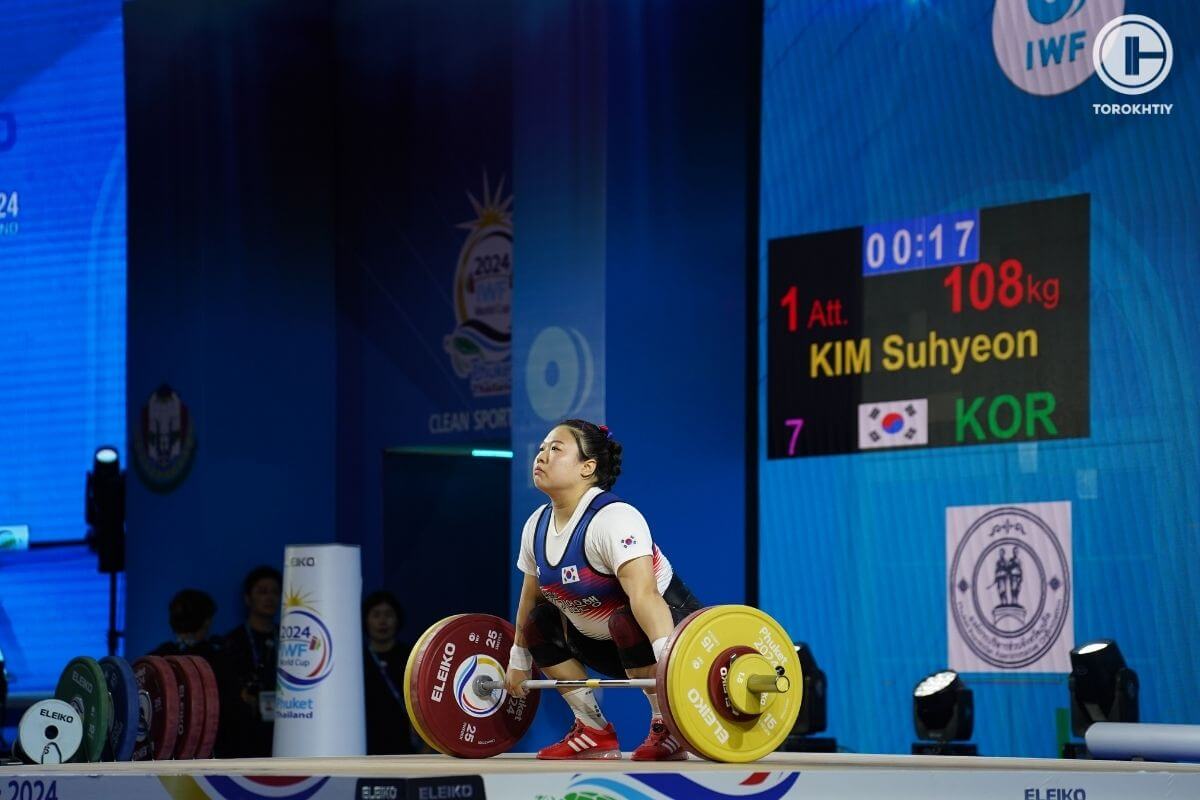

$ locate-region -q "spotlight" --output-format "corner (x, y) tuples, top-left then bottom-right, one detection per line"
(1069, 639), (1138, 737)
(792, 643), (826, 734)
(86, 446), (125, 574)
(911, 669), (976, 756)
(781, 642), (837, 753)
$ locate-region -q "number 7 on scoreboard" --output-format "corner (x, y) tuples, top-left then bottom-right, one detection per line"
(784, 418), (804, 456)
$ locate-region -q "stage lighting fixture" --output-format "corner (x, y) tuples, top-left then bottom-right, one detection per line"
(781, 642), (838, 753)
(86, 446), (126, 574)
(792, 642), (827, 734)
(912, 669), (976, 755)
(1069, 639), (1138, 737)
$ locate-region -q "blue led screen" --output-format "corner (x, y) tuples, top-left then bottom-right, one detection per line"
(759, 1), (1199, 755)
(0, 1), (126, 695)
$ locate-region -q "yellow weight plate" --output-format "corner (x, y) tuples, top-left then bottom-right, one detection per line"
(658, 605), (802, 763)
(404, 614), (464, 755)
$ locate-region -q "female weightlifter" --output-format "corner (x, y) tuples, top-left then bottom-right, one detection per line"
(503, 419), (701, 760)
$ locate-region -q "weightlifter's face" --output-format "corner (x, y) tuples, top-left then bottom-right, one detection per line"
(533, 426), (595, 492)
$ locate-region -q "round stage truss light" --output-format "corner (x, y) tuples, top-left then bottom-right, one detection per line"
(1069, 639), (1139, 737)
(86, 445), (125, 574)
(913, 669), (973, 743)
(792, 642), (827, 736)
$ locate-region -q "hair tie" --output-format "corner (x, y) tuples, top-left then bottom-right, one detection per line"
(598, 424), (612, 440)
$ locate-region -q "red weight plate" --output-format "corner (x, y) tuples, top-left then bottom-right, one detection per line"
(406, 615), (464, 755)
(708, 646), (761, 722)
(164, 656), (205, 759)
(184, 656), (220, 759)
(409, 613), (538, 758)
(655, 607), (707, 759)
(131, 656), (179, 760)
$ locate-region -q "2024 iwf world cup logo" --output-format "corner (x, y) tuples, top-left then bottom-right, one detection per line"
(277, 588), (335, 691)
(443, 174), (513, 398)
(948, 503), (1073, 670)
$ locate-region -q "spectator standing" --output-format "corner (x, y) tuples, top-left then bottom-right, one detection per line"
(362, 590), (415, 754)
(218, 565), (282, 757)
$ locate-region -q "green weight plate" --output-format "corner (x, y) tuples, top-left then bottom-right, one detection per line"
(55, 656), (112, 763)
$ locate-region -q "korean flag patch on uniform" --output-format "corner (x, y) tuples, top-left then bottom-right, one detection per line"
(561, 565), (580, 584)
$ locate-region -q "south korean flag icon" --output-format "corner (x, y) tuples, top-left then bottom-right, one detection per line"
(561, 565), (580, 584)
(858, 398), (928, 450)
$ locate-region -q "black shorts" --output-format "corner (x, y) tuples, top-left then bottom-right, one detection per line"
(523, 573), (701, 678)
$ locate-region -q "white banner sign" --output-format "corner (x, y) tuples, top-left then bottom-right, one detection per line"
(947, 501), (1074, 672)
(272, 544), (366, 756)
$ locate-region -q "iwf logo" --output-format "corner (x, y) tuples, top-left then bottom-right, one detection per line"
(276, 589), (335, 691)
(993, 0), (1125, 96)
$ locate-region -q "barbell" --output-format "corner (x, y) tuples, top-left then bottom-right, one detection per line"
(403, 605), (804, 762)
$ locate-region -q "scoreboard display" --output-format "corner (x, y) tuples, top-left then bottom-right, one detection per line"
(767, 195), (1089, 459)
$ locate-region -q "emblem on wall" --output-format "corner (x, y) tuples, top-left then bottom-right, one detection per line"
(524, 325), (595, 423)
(992, 0), (1124, 96)
(132, 383), (197, 492)
(947, 501), (1074, 672)
(443, 174), (513, 398)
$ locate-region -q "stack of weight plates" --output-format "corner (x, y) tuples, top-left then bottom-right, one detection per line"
(11, 652), (220, 764)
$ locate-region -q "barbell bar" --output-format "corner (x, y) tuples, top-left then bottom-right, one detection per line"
(473, 673), (791, 696)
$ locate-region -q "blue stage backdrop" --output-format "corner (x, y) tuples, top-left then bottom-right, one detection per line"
(334, 0), (515, 595)
(123, 0), (338, 657)
(0, 1), (126, 696)
(512, 0), (756, 752)
(759, 1), (1200, 755)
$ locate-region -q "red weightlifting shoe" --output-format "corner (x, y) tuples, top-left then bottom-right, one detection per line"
(631, 719), (687, 761)
(536, 720), (621, 760)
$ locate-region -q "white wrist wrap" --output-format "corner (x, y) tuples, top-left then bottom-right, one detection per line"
(651, 636), (669, 662)
(508, 645), (533, 671)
